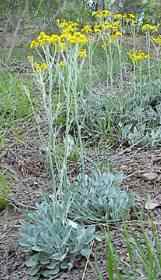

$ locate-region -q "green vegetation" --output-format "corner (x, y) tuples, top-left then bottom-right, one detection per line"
(0, 72), (32, 129)
(96, 224), (161, 279)
(0, 174), (10, 210)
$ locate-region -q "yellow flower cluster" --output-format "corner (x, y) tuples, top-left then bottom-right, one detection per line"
(142, 23), (159, 33)
(152, 35), (161, 45)
(56, 19), (79, 33)
(128, 50), (150, 64)
(111, 31), (122, 41)
(33, 63), (48, 72)
(81, 24), (92, 33)
(102, 21), (121, 32)
(30, 15), (123, 51)
(93, 21), (121, 33)
(112, 12), (136, 24)
(66, 32), (88, 45)
(30, 32), (60, 48)
(92, 9), (111, 18)
(124, 13), (136, 21)
(30, 30), (88, 49)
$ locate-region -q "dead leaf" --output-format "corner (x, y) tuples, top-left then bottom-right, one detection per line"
(142, 172), (158, 181)
(145, 196), (161, 210)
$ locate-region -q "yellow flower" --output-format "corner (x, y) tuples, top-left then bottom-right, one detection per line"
(33, 63), (48, 72)
(34, 32), (51, 46)
(93, 23), (102, 33)
(68, 32), (88, 45)
(60, 32), (71, 42)
(92, 9), (111, 18)
(81, 24), (92, 33)
(30, 39), (39, 48)
(78, 48), (87, 59)
(142, 23), (159, 33)
(112, 13), (123, 20)
(38, 32), (50, 42)
(101, 21), (121, 32)
(123, 13), (136, 23)
(49, 34), (60, 44)
(112, 12), (136, 23)
(152, 35), (161, 45)
(126, 13), (136, 20)
(128, 50), (150, 63)
(111, 31), (122, 41)
(111, 22), (121, 32)
(101, 22), (112, 31)
(30, 32), (56, 48)
(56, 19), (79, 32)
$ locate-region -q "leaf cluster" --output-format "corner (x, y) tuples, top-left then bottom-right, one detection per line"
(19, 198), (95, 279)
(19, 170), (134, 279)
(69, 171), (134, 223)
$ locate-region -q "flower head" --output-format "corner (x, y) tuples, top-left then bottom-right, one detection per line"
(67, 32), (88, 45)
(111, 31), (122, 41)
(30, 39), (39, 48)
(33, 63), (48, 72)
(81, 24), (92, 33)
(113, 13), (136, 24)
(49, 34), (60, 45)
(128, 50), (150, 64)
(142, 23), (159, 33)
(101, 21), (121, 32)
(152, 35), (161, 45)
(56, 19), (79, 33)
(92, 9), (111, 18)
(93, 23), (102, 33)
(112, 13), (123, 21)
(123, 13), (136, 24)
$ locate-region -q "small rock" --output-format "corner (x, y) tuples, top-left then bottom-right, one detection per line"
(142, 172), (158, 181)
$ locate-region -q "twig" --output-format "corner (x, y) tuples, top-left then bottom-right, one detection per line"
(81, 240), (95, 280)
(9, 198), (37, 211)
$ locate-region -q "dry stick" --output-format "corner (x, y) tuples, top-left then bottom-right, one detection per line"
(81, 240), (95, 280)
(9, 198), (37, 211)
(6, 1), (28, 62)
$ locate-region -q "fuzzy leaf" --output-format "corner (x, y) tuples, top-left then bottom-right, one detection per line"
(26, 254), (40, 267)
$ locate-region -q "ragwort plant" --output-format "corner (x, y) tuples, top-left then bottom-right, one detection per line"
(28, 20), (89, 192)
